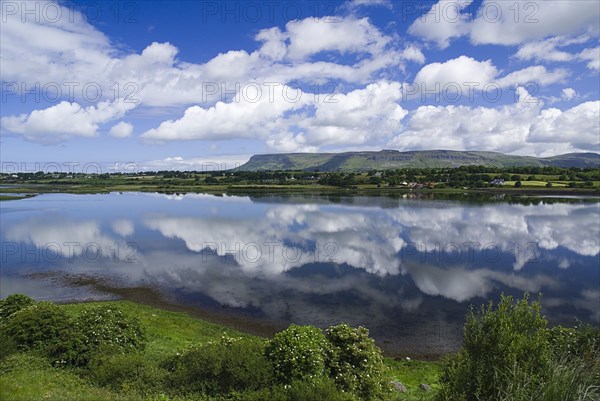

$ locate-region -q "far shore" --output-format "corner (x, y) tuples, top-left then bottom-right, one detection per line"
(2, 184), (599, 198)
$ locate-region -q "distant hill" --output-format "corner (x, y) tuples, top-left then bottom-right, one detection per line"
(236, 150), (600, 171)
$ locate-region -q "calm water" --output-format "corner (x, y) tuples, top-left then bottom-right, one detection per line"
(1, 192), (599, 356)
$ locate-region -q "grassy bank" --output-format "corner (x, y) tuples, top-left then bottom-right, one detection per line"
(0, 194), (35, 201)
(0, 300), (441, 401)
(1, 183), (599, 198)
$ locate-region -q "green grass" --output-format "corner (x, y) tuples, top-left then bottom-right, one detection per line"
(0, 353), (142, 401)
(0, 300), (442, 401)
(505, 180), (568, 188)
(386, 359), (442, 400)
(60, 301), (259, 360)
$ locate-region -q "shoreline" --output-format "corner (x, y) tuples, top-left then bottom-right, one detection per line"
(29, 271), (448, 360)
(31, 271), (282, 340)
(2, 184), (599, 197)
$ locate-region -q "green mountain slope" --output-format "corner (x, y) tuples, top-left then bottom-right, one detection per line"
(236, 150), (600, 171)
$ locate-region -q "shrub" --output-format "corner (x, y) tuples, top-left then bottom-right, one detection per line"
(170, 336), (272, 395)
(240, 378), (359, 401)
(90, 352), (167, 394)
(266, 324), (328, 384)
(50, 305), (147, 367)
(324, 324), (390, 401)
(0, 329), (18, 359)
(548, 322), (600, 363)
(75, 306), (146, 353)
(514, 181), (522, 188)
(437, 293), (551, 401)
(0, 294), (34, 321)
(3, 301), (71, 350)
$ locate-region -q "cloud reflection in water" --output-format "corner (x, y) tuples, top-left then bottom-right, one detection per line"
(1, 193), (598, 354)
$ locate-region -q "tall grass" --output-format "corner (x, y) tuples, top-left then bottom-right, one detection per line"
(437, 294), (600, 401)
(496, 357), (599, 401)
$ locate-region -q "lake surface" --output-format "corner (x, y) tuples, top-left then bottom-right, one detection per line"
(1, 192), (599, 356)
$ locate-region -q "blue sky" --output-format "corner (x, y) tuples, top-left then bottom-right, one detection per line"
(1, 0), (599, 171)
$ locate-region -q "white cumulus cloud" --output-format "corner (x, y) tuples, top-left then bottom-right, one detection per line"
(109, 121), (134, 138)
(409, 0), (599, 48)
(1, 101), (136, 143)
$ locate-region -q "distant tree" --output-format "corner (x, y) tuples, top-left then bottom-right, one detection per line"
(515, 181), (522, 188)
(387, 176), (401, 186)
(368, 176), (382, 185)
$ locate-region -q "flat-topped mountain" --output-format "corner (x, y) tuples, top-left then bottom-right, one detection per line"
(236, 150), (600, 171)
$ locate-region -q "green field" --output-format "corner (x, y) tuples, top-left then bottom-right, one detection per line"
(1, 178), (598, 197)
(2, 164), (599, 196)
(505, 180), (567, 187)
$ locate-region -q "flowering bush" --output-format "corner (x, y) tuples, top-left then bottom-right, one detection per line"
(49, 305), (146, 367)
(75, 306), (146, 352)
(324, 324), (389, 401)
(1, 296), (146, 367)
(265, 324), (329, 384)
(548, 322), (600, 363)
